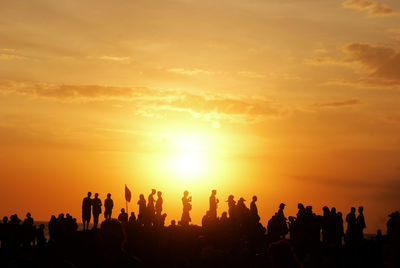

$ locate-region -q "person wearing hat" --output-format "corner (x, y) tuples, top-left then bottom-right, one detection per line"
(226, 195), (236, 219)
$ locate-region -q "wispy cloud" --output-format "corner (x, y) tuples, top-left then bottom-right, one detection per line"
(237, 71), (267, 79)
(342, 0), (398, 17)
(313, 99), (361, 107)
(0, 80), (285, 124)
(167, 68), (214, 76)
(308, 42), (400, 88)
(95, 55), (132, 63)
(0, 48), (26, 60)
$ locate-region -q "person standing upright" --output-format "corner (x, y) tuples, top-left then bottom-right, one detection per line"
(356, 206), (366, 241)
(82, 192), (92, 230)
(156, 191), (163, 217)
(180, 190), (192, 226)
(147, 189), (156, 225)
(92, 193), (102, 229)
(104, 193), (114, 220)
(209, 190), (219, 218)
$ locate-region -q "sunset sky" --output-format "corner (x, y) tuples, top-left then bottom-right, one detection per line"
(1, 0), (400, 232)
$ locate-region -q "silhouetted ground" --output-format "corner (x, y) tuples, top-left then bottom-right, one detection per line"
(1, 194), (399, 267)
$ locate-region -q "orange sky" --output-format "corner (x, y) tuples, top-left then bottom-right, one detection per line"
(1, 0), (400, 233)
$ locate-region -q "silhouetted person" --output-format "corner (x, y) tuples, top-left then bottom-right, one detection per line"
(82, 192), (92, 230)
(387, 211), (400, 243)
(129, 212), (136, 224)
(180, 190), (192, 226)
(0, 216), (9, 248)
(92, 193), (102, 229)
(22, 212), (35, 247)
(236, 197), (249, 221)
(147, 189), (156, 225)
(336, 211), (344, 246)
(48, 215), (56, 242)
(250, 195), (260, 222)
(226, 195), (236, 220)
(209, 189), (219, 218)
(36, 224), (46, 248)
(137, 194), (146, 226)
(322, 206), (330, 244)
(268, 203), (288, 241)
(297, 203), (305, 221)
(118, 208), (128, 223)
(345, 207), (357, 245)
(104, 193), (114, 220)
(278, 203), (286, 219)
(356, 206), (366, 241)
(156, 191), (163, 216)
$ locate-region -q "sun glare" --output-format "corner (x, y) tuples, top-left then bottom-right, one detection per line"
(162, 132), (211, 182)
(172, 151), (204, 176)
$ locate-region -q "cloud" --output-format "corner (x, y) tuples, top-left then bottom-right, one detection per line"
(96, 56), (132, 63)
(308, 42), (400, 87)
(0, 48), (26, 60)
(167, 68), (214, 76)
(0, 80), (284, 124)
(313, 99), (361, 107)
(0, 80), (151, 100)
(342, 0), (398, 17)
(237, 71), (267, 79)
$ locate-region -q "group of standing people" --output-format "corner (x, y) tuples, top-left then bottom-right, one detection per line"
(345, 206), (366, 245)
(81, 189), (368, 249)
(0, 213), (45, 249)
(82, 192), (114, 230)
(136, 189), (165, 227)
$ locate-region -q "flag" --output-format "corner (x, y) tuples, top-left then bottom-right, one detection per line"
(125, 184), (131, 202)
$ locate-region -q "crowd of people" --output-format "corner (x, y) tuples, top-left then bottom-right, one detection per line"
(0, 189), (399, 267)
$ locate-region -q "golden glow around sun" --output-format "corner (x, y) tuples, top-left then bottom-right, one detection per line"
(171, 151), (204, 176)
(139, 128), (230, 189)
(166, 134), (208, 180)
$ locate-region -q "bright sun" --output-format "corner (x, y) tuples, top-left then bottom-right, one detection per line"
(164, 132), (209, 181)
(172, 151), (204, 175)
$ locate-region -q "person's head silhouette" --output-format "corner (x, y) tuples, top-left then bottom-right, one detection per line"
(212, 190), (217, 196)
(87, 192), (92, 197)
(121, 208), (125, 213)
(95, 193), (99, 198)
(107, 193), (111, 198)
(279, 203), (285, 210)
(358, 206), (364, 213)
(184, 190), (189, 197)
(351, 207), (356, 213)
(252, 196), (257, 202)
(157, 191), (162, 197)
(152, 189), (156, 195)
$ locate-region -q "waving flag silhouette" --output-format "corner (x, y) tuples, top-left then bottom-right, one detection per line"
(125, 184), (131, 202)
